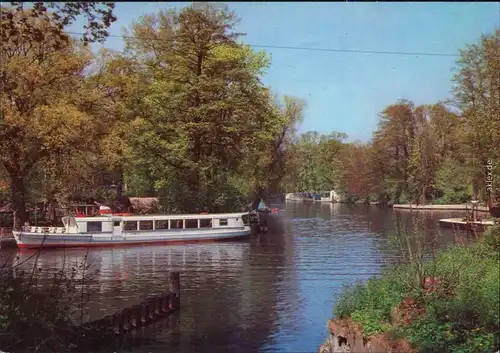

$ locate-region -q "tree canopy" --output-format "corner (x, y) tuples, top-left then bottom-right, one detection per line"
(0, 3), (498, 228)
(0, 2), (303, 226)
(284, 30), (500, 205)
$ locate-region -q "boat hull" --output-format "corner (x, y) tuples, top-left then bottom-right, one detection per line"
(13, 227), (251, 250)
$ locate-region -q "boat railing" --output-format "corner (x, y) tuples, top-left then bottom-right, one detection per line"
(22, 226), (66, 233)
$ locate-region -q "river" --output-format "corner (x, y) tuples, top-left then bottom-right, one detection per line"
(0, 203), (470, 353)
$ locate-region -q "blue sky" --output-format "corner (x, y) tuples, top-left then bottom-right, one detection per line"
(73, 2), (500, 142)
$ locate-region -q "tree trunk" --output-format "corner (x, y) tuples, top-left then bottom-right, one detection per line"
(11, 173), (28, 230)
(420, 185), (427, 205)
(185, 170), (201, 213)
(116, 168), (124, 198)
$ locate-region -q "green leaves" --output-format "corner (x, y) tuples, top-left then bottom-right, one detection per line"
(116, 4), (296, 211)
(333, 227), (500, 351)
(453, 30), (500, 199)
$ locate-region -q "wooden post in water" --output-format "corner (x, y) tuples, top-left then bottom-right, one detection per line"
(257, 212), (269, 233)
(83, 271), (182, 335)
(123, 307), (133, 331)
(170, 272), (180, 309)
(131, 305), (141, 328)
(146, 301), (154, 321)
(140, 302), (147, 325)
(151, 297), (160, 317)
(112, 312), (120, 334)
(160, 295), (168, 313)
(117, 311), (125, 335)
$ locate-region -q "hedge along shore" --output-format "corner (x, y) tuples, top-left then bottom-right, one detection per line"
(319, 225), (500, 353)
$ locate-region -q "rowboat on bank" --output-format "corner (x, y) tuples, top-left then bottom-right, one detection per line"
(12, 213), (251, 249)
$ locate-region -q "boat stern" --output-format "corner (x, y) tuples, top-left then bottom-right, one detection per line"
(11, 230), (25, 248)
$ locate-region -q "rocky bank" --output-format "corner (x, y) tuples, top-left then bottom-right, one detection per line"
(318, 319), (416, 353)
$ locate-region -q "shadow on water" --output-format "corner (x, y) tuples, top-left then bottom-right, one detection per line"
(0, 203), (471, 353)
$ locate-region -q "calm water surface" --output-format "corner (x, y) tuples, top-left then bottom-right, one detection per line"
(1, 203), (470, 353)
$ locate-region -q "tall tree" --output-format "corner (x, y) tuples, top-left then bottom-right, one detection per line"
(453, 29), (500, 200)
(407, 106), (437, 204)
(123, 4), (282, 212)
(2, 2), (116, 44)
(240, 94), (305, 198)
(0, 5), (116, 227)
(338, 142), (372, 201)
(372, 100), (418, 202)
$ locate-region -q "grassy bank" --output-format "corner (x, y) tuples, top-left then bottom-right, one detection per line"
(334, 225), (500, 353)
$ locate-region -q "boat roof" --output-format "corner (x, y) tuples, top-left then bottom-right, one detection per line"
(72, 212), (249, 222)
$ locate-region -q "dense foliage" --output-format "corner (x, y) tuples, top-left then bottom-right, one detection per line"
(283, 30), (500, 206)
(334, 225), (500, 353)
(0, 2), (304, 227)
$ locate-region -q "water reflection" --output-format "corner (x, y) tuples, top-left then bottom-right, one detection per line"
(0, 203), (469, 353)
(12, 243), (254, 319)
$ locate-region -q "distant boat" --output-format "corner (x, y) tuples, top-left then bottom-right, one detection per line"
(313, 191), (334, 202)
(285, 193), (304, 201)
(13, 212), (251, 249)
(285, 192), (315, 202)
(285, 190), (340, 203)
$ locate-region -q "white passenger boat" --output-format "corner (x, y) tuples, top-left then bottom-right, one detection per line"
(13, 213), (251, 249)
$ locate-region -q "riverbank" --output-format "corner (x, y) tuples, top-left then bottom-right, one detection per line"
(321, 224), (500, 353)
(393, 204), (489, 212)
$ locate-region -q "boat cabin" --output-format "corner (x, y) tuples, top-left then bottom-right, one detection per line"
(76, 214), (247, 233)
(22, 213), (248, 234)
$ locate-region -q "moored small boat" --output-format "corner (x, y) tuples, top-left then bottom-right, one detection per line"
(13, 212), (251, 249)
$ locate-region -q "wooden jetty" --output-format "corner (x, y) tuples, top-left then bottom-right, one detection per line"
(83, 272), (180, 335)
(394, 204), (489, 212)
(439, 218), (496, 232)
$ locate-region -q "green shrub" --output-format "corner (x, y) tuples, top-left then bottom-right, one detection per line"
(405, 318), (456, 353)
(408, 236), (500, 352)
(431, 197), (447, 205)
(452, 332), (497, 353)
(431, 190), (471, 205)
(334, 282), (366, 319)
(334, 271), (408, 336)
(483, 224), (500, 252)
(351, 309), (392, 336)
(434, 157), (471, 205)
(397, 192), (410, 204)
(406, 318), (497, 353)
(333, 228), (500, 352)
(359, 275), (407, 321)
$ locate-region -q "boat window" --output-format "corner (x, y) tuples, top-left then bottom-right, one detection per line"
(219, 219), (228, 226)
(155, 220), (168, 230)
(124, 221), (138, 231)
(200, 219), (212, 228)
(139, 220), (153, 230)
(185, 219), (198, 229)
(171, 219), (183, 229)
(113, 221), (120, 227)
(87, 221), (102, 232)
